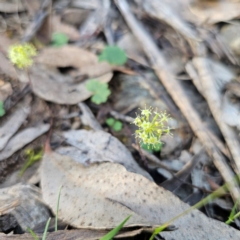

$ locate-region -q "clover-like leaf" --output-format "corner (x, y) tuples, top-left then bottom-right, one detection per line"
(106, 118), (123, 132)
(86, 79), (111, 104)
(113, 121), (123, 132)
(0, 101), (5, 117)
(51, 32), (69, 47)
(106, 118), (115, 126)
(98, 46), (127, 65)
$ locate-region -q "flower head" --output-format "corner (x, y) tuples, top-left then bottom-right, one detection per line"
(8, 43), (37, 69)
(132, 107), (172, 148)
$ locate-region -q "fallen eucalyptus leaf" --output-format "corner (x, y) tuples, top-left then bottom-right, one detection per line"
(40, 151), (240, 239)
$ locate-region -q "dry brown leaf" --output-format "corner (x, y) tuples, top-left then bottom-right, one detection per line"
(0, 122), (50, 161)
(52, 15), (80, 41)
(35, 45), (112, 77)
(41, 150), (240, 239)
(57, 129), (152, 180)
(117, 33), (148, 66)
(62, 8), (90, 26)
(190, 0), (240, 25)
(0, 97), (31, 151)
(0, 80), (13, 101)
(139, 0), (199, 40)
(30, 64), (112, 104)
(0, 53), (17, 79)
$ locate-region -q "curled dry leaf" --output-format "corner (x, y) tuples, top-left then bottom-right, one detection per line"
(0, 123), (50, 161)
(0, 97), (31, 151)
(52, 15), (80, 41)
(190, 0), (240, 25)
(35, 45), (112, 77)
(139, 0), (199, 40)
(117, 33), (148, 66)
(41, 150), (240, 239)
(0, 184), (50, 231)
(57, 129), (152, 180)
(30, 64), (112, 104)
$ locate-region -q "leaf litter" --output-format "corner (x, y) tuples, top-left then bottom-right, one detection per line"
(2, 0), (240, 239)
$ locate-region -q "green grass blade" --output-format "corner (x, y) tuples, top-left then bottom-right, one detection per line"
(150, 175), (239, 240)
(226, 197), (240, 224)
(27, 228), (39, 240)
(55, 186), (62, 232)
(100, 215), (131, 240)
(42, 218), (51, 240)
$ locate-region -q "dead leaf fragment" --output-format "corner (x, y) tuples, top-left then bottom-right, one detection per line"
(0, 97), (31, 151)
(52, 15), (80, 41)
(190, 0), (240, 25)
(0, 80), (13, 101)
(36, 45), (112, 77)
(30, 64), (112, 104)
(0, 123), (50, 161)
(0, 1), (26, 13)
(0, 184), (50, 231)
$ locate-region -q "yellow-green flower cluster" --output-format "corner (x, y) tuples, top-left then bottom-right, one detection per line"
(8, 43), (37, 69)
(133, 107), (171, 148)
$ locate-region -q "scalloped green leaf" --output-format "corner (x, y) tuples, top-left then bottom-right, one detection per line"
(113, 121), (123, 132)
(98, 46), (127, 65)
(86, 79), (111, 104)
(51, 32), (69, 47)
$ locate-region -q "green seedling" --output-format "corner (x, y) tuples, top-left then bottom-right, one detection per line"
(51, 32), (68, 47)
(42, 218), (51, 240)
(98, 46), (127, 65)
(55, 186), (62, 232)
(27, 228), (39, 240)
(132, 106), (171, 149)
(27, 217), (51, 240)
(86, 79), (111, 104)
(100, 215), (131, 240)
(28, 186), (62, 240)
(19, 148), (43, 177)
(141, 142), (162, 153)
(8, 43), (37, 69)
(226, 198), (240, 225)
(0, 101), (5, 117)
(106, 117), (123, 132)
